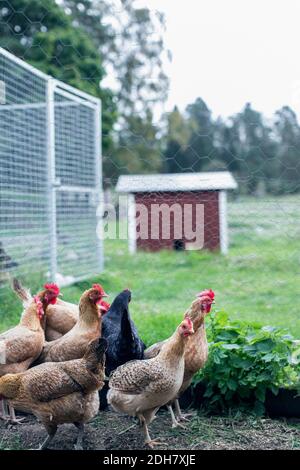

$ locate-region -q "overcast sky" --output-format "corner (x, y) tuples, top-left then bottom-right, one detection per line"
(137, 0), (300, 119)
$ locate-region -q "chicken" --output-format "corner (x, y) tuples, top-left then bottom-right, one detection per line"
(45, 298), (110, 341)
(0, 282), (60, 422)
(38, 284), (108, 363)
(13, 281), (110, 341)
(144, 289), (215, 428)
(12, 279), (78, 341)
(102, 289), (145, 376)
(0, 337), (107, 450)
(107, 317), (194, 448)
(99, 289), (145, 409)
(45, 298), (79, 341)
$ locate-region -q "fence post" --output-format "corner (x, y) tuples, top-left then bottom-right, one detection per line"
(46, 78), (58, 281)
(94, 99), (104, 271)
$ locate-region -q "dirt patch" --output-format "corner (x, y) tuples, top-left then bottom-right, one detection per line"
(1, 409), (300, 450)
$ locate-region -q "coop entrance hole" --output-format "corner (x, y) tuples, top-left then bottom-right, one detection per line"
(173, 239), (185, 251)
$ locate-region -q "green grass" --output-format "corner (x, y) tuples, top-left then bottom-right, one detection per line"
(1, 195), (300, 343)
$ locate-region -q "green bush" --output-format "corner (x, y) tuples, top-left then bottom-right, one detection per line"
(193, 311), (299, 415)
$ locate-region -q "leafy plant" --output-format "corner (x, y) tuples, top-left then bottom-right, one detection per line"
(193, 311), (299, 415)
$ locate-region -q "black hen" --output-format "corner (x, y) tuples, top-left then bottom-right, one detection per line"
(102, 289), (145, 377)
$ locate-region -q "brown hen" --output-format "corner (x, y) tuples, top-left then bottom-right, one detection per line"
(38, 284), (108, 363)
(144, 290), (215, 428)
(13, 280), (110, 341)
(0, 282), (60, 422)
(107, 317), (194, 448)
(0, 337), (107, 449)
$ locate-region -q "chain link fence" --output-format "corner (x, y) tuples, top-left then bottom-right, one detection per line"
(0, 47), (103, 291)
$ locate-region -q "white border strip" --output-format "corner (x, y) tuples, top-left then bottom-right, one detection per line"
(128, 194), (136, 254)
(219, 190), (228, 255)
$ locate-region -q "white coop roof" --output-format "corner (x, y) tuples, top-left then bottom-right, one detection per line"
(116, 172), (238, 193)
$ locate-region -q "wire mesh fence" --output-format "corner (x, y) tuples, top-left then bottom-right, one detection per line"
(0, 1), (300, 341)
(0, 47), (103, 292)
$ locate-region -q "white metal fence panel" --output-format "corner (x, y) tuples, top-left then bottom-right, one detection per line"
(53, 87), (103, 283)
(0, 47), (103, 292)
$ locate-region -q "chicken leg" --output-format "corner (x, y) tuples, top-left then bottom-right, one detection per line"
(74, 422), (84, 450)
(38, 423), (57, 450)
(0, 400), (24, 424)
(9, 405), (25, 424)
(138, 413), (166, 449)
(167, 404), (186, 429)
(0, 398), (9, 420)
(174, 399), (194, 422)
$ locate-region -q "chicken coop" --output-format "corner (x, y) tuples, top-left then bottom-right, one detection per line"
(0, 47), (103, 291)
(116, 172), (238, 254)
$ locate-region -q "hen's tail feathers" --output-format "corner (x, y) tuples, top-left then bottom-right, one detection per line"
(85, 337), (108, 370)
(12, 278), (32, 307)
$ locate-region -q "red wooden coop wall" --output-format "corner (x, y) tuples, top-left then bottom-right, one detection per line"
(134, 190), (220, 252)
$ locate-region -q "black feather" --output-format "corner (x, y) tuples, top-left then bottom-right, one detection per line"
(102, 289), (146, 377)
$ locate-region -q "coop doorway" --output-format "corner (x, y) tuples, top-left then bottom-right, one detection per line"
(173, 239), (185, 251)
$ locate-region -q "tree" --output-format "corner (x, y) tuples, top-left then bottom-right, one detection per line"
(213, 117), (241, 173)
(60, 0), (169, 179)
(0, 0), (116, 151)
(274, 106), (300, 193)
(183, 98), (216, 172)
(162, 106), (192, 173)
(62, 0), (169, 121)
(162, 99), (287, 195)
(226, 103), (277, 194)
(104, 109), (162, 185)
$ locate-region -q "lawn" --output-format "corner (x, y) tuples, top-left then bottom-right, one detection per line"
(0, 195), (300, 343)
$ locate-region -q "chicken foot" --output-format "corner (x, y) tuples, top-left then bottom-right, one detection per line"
(174, 399), (195, 422)
(138, 413), (166, 449)
(74, 422), (84, 450)
(0, 401), (24, 424)
(167, 404), (187, 429)
(8, 405), (25, 424)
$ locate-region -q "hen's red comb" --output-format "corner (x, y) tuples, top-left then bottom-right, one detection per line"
(197, 289), (215, 301)
(92, 284), (108, 297)
(44, 283), (60, 296)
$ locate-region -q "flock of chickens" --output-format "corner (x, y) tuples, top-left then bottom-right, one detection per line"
(0, 279), (215, 449)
